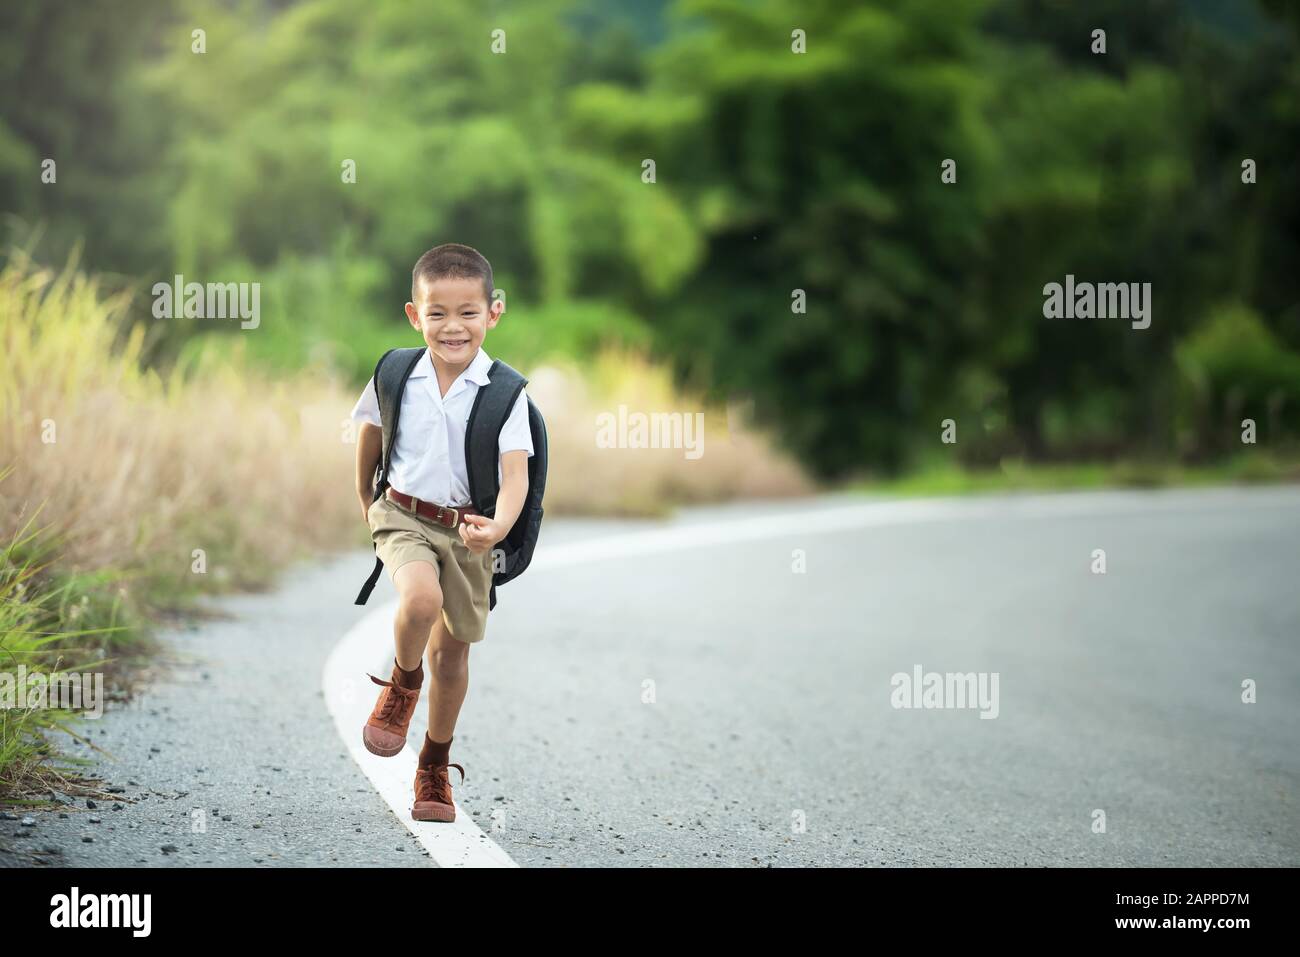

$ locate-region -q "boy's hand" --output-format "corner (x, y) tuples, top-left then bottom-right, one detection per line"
(458, 513), (503, 555)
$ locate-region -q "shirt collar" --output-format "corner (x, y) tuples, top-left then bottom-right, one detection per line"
(464, 346), (493, 385)
(407, 345), (493, 387)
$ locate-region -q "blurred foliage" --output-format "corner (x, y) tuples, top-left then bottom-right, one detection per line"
(0, 0), (1296, 478)
(1175, 304), (1300, 456)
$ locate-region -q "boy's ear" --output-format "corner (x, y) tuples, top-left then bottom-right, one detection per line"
(404, 301), (420, 330)
(486, 299), (505, 327)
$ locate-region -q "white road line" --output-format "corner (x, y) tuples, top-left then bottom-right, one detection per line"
(530, 485), (1300, 571)
(324, 484), (1300, 867)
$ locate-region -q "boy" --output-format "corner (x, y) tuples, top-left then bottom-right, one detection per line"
(350, 243), (533, 822)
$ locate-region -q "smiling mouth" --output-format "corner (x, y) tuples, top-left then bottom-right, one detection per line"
(439, 338), (470, 348)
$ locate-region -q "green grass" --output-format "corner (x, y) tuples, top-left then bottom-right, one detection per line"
(0, 513), (141, 809)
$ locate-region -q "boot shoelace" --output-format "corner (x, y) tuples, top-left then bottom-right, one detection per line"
(368, 673), (417, 723)
(416, 763), (465, 803)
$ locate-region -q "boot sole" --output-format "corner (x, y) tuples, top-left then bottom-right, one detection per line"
(362, 729), (406, 758)
(412, 805), (456, 822)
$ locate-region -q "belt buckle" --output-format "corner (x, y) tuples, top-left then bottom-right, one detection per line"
(439, 506), (459, 528)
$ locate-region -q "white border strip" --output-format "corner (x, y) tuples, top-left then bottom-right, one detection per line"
(529, 486), (1296, 572)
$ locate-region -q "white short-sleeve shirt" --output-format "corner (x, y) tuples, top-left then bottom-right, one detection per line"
(351, 346), (534, 506)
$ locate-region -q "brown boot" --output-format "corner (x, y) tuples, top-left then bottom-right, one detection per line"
(361, 671), (420, 757)
(412, 762), (465, 822)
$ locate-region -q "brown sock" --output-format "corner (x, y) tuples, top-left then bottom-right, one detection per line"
(419, 733), (452, 768)
(393, 658), (423, 691)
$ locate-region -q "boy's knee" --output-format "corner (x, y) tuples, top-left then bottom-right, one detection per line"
(399, 589), (442, 627)
(429, 645), (467, 681)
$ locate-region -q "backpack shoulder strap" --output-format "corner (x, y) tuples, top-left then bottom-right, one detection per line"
(464, 359), (527, 516)
(375, 347), (425, 490)
(353, 346), (423, 607)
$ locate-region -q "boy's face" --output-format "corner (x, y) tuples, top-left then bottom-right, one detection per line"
(405, 276), (502, 366)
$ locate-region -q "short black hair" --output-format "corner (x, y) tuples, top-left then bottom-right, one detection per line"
(411, 243), (494, 304)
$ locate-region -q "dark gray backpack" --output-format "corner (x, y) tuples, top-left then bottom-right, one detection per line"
(353, 347), (548, 609)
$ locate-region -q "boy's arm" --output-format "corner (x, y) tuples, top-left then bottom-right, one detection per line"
(355, 422), (382, 522)
(459, 450), (528, 554)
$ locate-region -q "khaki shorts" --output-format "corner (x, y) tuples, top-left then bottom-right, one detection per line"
(367, 494), (494, 644)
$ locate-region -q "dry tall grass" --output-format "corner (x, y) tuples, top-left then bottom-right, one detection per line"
(530, 351), (812, 515)
(0, 256), (357, 601)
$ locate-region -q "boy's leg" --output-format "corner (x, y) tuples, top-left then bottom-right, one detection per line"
(361, 559), (443, 757)
(410, 529), (486, 820)
(423, 614), (470, 747)
(412, 615), (470, 822)
(393, 560), (444, 668)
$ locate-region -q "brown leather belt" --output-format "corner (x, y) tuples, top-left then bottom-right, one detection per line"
(385, 488), (479, 528)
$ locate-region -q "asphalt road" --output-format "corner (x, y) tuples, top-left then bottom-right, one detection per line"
(4, 486), (1298, 867)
